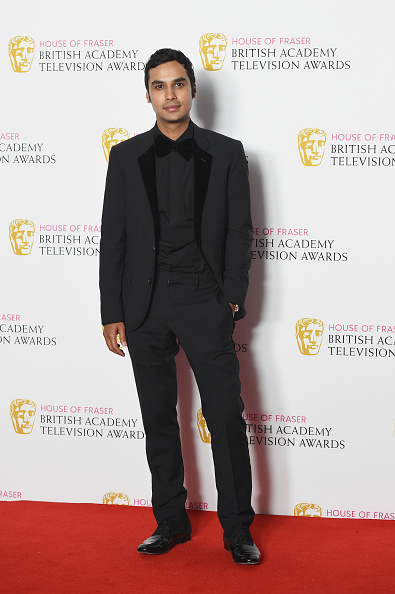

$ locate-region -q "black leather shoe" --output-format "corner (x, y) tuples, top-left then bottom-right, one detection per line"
(137, 521), (191, 555)
(224, 529), (262, 565)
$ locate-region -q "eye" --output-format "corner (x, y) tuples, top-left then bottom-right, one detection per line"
(175, 82), (184, 87)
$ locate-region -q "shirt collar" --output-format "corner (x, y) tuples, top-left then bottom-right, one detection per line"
(154, 119), (194, 143)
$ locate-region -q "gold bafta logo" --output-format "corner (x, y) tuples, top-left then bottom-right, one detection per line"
(294, 503), (322, 517)
(9, 219), (35, 255)
(199, 33), (228, 71)
(296, 318), (324, 356)
(10, 399), (36, 434)
(9, 36), (35, 73)
(103, 492), (130, 505)
(102, 128), (129, 162)
(298, 128), (327, 166)
(197, 408), (211, 443)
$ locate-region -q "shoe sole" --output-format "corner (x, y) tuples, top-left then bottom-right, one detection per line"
(224, 541), (262, 565)
(138, 534), (191, 555)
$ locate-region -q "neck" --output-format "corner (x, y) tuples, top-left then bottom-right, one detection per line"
(156, 117), (190, 141)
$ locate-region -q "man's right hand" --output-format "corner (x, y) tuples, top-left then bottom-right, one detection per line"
(103, 322), (127, 357)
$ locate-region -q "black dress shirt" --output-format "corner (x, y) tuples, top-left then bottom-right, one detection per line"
(155, 121), (206, 272)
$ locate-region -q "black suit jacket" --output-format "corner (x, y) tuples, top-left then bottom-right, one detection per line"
(100, 123), (252, 330)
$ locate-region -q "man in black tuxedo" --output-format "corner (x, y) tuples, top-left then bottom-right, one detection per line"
(100, 48), (261, 565)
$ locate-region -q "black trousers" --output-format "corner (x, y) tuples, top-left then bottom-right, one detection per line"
(127, 267), (254, 539)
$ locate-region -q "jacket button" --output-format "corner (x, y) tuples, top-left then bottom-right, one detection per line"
(153, 245), (156, 250)
(148, 278), (152, 284)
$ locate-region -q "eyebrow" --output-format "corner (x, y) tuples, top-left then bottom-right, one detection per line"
(150, 77), (187, 86)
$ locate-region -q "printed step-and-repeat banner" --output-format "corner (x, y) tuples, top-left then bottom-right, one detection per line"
(2, 0), (395, 522)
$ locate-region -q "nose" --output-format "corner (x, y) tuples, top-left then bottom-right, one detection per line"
(165, 84), (176, 101)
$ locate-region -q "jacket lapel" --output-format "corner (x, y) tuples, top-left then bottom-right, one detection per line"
(138, 143), (159, 241)
(136, 124), (212, 247)
(194, 126), (212, 247)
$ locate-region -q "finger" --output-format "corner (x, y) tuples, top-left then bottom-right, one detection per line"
(116, 322), (127, 347)
(119, 327), (127, 347)
(104, 329), (125, 357)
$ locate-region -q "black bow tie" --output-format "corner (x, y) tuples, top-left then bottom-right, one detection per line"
(155, 135), (195, 161)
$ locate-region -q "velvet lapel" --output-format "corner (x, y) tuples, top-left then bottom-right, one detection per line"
(138, 144), (159, 241)
(137, 124), (212, 246)
(194, 140), (212, 247)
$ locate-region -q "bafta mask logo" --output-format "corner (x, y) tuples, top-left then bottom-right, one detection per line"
(294, 503), (322, 517)
(298, 128), (327, 166)
(9, 36), (35, 73)
(296, 318), (324, 356)
(10, 399), (36, 434)
(199, 33), (228, 71)
(103, 492), (130, 505)
(197, 408), (211, 443)
(9, 219), (35, 255)
(102, 128), (129, 162)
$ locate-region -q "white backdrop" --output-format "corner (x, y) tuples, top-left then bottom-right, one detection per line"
(2, 0), (395, 522)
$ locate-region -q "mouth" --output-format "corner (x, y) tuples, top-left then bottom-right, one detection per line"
(164, 104), (181, 112)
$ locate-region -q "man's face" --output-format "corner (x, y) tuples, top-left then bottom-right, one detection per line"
(298, 323), (323, 355)
(10, 223), (35, 255)
(12, 403), (36, 434)
(146, 61), (195, 130)
(200, 38), (227, 71)
(10, 40), (35, 73)
(299, 133), (326, 166)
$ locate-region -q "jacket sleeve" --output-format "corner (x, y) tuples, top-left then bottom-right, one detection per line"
(99, 148), (127, 325)
(222, 141), (253, 320)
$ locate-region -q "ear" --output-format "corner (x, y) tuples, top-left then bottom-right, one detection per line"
(146, 90), (150, 103)
(192, 83), (197, 99)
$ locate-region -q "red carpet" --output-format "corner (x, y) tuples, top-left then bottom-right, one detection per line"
(0, 502), (394, 593)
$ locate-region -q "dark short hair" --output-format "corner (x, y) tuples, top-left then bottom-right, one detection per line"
(144, 48), (196, 96)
